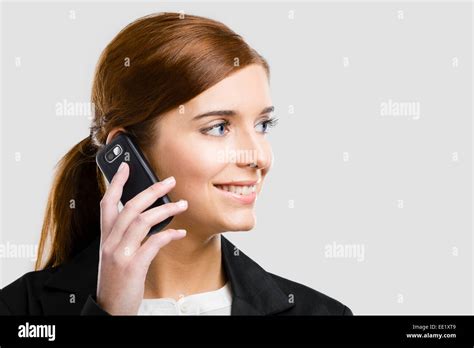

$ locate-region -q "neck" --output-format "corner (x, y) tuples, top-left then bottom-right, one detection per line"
(143, 226), (226, 301)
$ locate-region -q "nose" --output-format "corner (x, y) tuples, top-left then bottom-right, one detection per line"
(234, 127), (272, 171)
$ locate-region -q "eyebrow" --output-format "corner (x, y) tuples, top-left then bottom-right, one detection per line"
(192, 106), (275, 121)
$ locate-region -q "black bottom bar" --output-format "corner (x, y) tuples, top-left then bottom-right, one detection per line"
(0, 315), (473, 346)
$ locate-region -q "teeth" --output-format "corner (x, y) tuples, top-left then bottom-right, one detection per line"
(216, 184), (256, 195)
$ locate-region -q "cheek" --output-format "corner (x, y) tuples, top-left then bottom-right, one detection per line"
(153, 137), (224, 203)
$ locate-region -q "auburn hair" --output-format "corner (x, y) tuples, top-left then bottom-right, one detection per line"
(35, 12), (270, 270)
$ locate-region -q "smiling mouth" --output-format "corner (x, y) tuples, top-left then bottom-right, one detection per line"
(213, 184), (257, 196)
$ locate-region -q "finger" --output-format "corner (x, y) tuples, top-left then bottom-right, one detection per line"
(116, 199), (188, 255)
(132, 229), (187, 273)
(100, 161), (130, 244)
(106, 176), (176, 249)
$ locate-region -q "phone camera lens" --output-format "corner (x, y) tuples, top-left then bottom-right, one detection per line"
(105, 144), (123, 163)
(106, 152), (114, 161)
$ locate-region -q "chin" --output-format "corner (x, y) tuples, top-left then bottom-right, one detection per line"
(226, 220), (255, 231)
(220, 213), (256, 232)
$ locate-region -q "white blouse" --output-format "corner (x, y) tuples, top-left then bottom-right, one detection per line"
(138, 281), (232, 315)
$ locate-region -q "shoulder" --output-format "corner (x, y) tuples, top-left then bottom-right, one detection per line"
(0, 267), (57, 314)
(267, 272), (353, 315)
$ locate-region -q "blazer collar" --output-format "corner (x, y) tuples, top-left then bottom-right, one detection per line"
(41, 234), (294, 315)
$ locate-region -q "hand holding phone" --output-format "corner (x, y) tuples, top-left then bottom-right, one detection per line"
(95, 161), (189, 314)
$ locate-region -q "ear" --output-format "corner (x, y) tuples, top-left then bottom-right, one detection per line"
(106, 127), (126, 145)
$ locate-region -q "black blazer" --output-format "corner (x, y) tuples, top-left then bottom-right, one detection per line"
(0, 235), (353, 316)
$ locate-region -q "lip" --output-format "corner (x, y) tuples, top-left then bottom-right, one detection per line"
(213, 180), (259, 186)
(213, 184), (257, 205)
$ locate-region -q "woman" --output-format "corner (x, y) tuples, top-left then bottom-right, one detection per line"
(0, 12), (353, 316)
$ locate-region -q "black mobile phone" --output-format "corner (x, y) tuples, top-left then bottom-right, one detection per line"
(95, 132), (173, 235)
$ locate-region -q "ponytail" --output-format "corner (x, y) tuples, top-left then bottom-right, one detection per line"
(35, 136), (106, 271)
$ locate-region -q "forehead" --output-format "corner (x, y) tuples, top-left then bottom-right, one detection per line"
(186, 64), (271, 117)
(154, 64), (272, 137)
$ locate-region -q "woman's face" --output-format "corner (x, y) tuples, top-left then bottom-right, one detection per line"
(149, 64), (275, 237)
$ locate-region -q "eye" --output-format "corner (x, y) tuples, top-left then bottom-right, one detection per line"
(200, 120), (230, 137)
(255, 117), (279, 134)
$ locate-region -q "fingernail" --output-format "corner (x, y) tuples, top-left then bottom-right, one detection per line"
(118, 162), (126, 172)
(162, 176), (175, 185)
(177, 199), (188, 208)
(177, 229), (187, 236)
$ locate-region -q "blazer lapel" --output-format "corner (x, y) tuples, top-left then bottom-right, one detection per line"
(40, 234), (294, 315)
(221, 235), (295, 315)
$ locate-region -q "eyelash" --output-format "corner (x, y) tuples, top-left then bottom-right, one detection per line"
(200, 117), (280, 136)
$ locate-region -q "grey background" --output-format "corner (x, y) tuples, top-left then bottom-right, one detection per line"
(0, 1), (472, 314)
